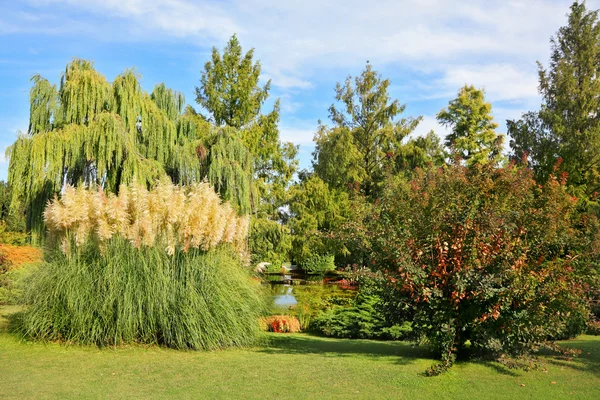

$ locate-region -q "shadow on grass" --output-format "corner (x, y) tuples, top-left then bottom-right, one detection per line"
(259, 333), (434, 366)
(544, 337), (600, 377)
(0, 305), (24, 334)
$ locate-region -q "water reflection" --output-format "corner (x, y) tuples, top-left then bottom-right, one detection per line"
(271, 285), (297, 307)
(266, 272), (356, 311)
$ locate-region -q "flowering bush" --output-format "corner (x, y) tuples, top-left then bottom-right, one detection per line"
(261, 315), (301, 333)
(367, 163), (597, 374)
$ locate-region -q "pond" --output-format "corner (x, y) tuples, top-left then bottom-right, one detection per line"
(265, 272), (357, 311)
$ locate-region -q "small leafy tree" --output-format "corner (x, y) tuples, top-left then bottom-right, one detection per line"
(314, 62), (421, 198)
(288, 175), (352, 266)
(437, 85), (503, 167)
(369, 163), (595, 374)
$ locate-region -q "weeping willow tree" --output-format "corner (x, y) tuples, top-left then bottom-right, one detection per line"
(7, 59), (254, 241)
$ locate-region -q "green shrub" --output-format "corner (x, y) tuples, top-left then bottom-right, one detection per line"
(0, 223), (28, 245)
(312, 295), (412, 340)
(301, 254), (336, 274)
(19, 240), (266, 350)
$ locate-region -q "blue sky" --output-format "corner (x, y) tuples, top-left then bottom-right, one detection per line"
(0, 0), (596, 180)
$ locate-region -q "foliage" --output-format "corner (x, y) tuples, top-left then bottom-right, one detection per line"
(437, 85), (503, 167)
(588, 319), (600, 335)
(394, 131), (447, 173)
(367, 163), (596, 374)
(288, 175), (352, 265)
(205, 128), (256, 214)
(0, 245), (43, 268)
(6, 60), (215, 241)
(313, 62), (421, 198)
(261, 315), (301, 333)
(248, 217), (291, 267)
(195, 35), (298, 264)
(312, 295), (412, 340)
(0, 181), (27, 245)
(301, 254), (336, 274)
(0, 247), (41, 305)
(285, 284), (356, 330)
(0, 262), (39, 305)
(195, 34), (270, 129)
(311, 271), (411, 340)
(0, 223), (28, 246)
(0, 249), (10, 304)
(509, 2), (600, 195)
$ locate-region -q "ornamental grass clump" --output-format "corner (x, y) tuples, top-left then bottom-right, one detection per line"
(19, 182), (265, 350)
(43, 182), (249, 255)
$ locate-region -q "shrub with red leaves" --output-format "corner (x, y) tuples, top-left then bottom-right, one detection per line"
(367, 163), (597, 374)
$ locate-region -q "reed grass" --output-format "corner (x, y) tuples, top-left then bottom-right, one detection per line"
(44, 182), (249, 255)
(19, 241), (266, 349)
(18, 182), (264, 349)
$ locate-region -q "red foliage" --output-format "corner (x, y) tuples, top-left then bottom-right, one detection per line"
(365, 163), (596, 372)
(261, 315), (301, 333)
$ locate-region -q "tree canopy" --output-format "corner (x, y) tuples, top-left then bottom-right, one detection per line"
(437, 85), (502, 167)
(7, 59), (254, 240)
(509, 1), (600, 195)
(313, 62), (421, 198)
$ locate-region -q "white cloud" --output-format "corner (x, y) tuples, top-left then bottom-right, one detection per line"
(279, 126), (315, 145)
(18, 0), (593, 91)
(410, 115), (449, 141)
(25, 0), (239, 41)
(437, 63), (540, 102)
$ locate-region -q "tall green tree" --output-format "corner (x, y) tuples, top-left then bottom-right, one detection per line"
(196, 34), (270, 129)
(196, 35), (298, 264)
(314, 62), (421, 198)
(437, 85), (503, 167)
(509, 2), (600, 195)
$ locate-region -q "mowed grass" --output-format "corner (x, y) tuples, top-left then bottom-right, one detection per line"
(1, 306), (599, 400)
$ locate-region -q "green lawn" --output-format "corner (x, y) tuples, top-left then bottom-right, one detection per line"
(1, 306), (599, 400)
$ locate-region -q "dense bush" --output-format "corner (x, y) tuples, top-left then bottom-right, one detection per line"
(0, 263), (38, 305)
(0, 222), (28, 246)
(301, 254), (336, 274)
(588, 319), (600, 336)
(286, 284), (356, 329)
(261, 315), (301, 333)
(367, 164), (596, 374)
(312, 295), (412, 340)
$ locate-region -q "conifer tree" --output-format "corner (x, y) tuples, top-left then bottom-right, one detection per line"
(509, 2), (600, 194)
(314, 62), (421, 198)
(437, 85), (503, 167)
